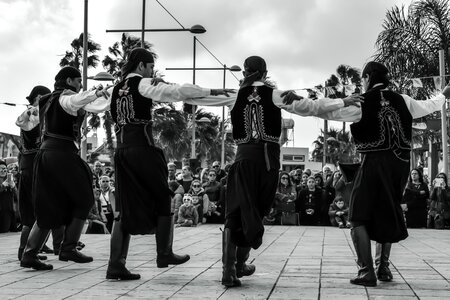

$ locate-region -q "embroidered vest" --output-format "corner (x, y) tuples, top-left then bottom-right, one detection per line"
(350, 87), (412, 159)
(110, 76), (153, 127)
(230, 85), (281, 144)
(20, 126), (41, 154)
(40, 90), (84, 143)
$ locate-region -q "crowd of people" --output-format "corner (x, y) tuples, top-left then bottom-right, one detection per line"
(4, 157), (449, 236)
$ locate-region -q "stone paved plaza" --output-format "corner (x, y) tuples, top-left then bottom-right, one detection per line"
(1, 225), (450, 299)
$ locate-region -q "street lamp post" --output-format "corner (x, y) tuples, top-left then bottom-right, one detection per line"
(165, 64), (241, 166)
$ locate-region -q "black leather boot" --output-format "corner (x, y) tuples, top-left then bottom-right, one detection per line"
(350, 225), (377, 287)
(236, 246), (255, 278)
(375, 242), (393, 282)
(106, 220), (140, 280)
(221, 228), (241, 287)
(155, 215), (190, 268)
(51, 226), (65, 255)
(20, 223), (53, 270)
(59, 218), (93, 263)
(18, 225), (48, 261)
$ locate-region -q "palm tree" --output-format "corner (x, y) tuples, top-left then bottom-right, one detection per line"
(325, 65), (361, 133)
(60, 33), (101, 69)
(102, 33), (156, 80)
(311, 127), (359, 166)
(374, 0), (450, 171)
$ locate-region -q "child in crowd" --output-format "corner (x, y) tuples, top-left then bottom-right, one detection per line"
(328, 196), (350, 228)
(176, 194), (199, 227)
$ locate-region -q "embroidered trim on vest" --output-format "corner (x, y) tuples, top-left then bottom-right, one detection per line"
(234, 87), (280, 144)
(115, 80), (152, 127)
(356, 104), (411, 152)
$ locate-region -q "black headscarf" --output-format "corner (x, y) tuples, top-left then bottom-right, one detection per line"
(362, 61), (390, 90)
(240, 56), (267, 89)
(121, 47), (156, 79)
(54, 66), (82, 92)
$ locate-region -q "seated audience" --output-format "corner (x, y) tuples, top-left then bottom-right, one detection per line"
(328, 196), (350, 228)
(176, 194), (199, 227)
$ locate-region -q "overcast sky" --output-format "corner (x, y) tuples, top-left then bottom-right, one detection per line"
(0, 0), (412, 149)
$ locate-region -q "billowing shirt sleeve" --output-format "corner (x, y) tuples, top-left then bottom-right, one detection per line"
(401, 94), (445, 119)
(273, 89), (346, 116)
(138, 80), (211, 102)
(59, 89), (99, 116)
(15, 107), (39, 131)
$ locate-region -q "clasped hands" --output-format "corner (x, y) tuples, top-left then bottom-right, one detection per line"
(280, 90), (364, 107)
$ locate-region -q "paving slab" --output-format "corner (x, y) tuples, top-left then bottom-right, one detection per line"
(1, 226), (450, 299)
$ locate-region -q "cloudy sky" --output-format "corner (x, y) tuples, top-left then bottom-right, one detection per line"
(0, 0), (411, 149)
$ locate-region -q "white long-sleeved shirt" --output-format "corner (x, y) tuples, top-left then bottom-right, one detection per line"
(310, 93), (446, 122)
(15, 89), (108, 131)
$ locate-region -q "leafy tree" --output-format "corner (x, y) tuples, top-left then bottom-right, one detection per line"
(60, 33), (101, 69)
(325, 65), (361, 133)
(374, 0), (450, 169)
(102, 33), (156, 80)
(311, 127), (359, 166)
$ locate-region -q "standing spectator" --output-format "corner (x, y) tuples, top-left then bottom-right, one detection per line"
(428, 173), (450, 229)
(0, 160), (17, 233)
(92, 161), (104, 189)
(203, 169), (224, 223)
(273, 171), (297, 224)
(176, 194), (199, 227)
(402, 168), (429, 228)
(296, 176), (323, 226)
(98, 175), (116, 232)
(329, 196), (350, 228)
(314, 173), (324, 189)
(322, 166), (332, 183)
(212, 161), (227, 183)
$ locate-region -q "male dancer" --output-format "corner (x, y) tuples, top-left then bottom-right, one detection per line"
(106, 47), (234, 280)
(283, 61), (450, 286)
(15, 86), (55, 262)
(20, 67), (109, 270)
(220, 56), (364, 287)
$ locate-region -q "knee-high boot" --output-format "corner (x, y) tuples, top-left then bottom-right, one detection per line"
(20, 223), (53, 270)
(106, 220), (140, 280)
(350, 225), (377, 287)
(155, 215), (190, 268)
(221, 228), (241, 287)
(236, 246), (255, 278)
(59, 218), (93, 263)
(375, 242), (393, 281)
(51, 226), (65, 255)
(18, 226), (48, 261)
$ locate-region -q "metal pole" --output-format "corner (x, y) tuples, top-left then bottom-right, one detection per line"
(221, 65), (226, 167)
(191, 36), (197, 159)
(80, 0), (88, 161)
(323, 82), (328, 167)
(439, 50), (448, 175)
(141, 0), (146, 47)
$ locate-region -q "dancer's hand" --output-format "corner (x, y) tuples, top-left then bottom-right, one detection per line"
(281, 90), (303, 105)
(151, 77), (168, 86)
(211, 89), (236, 97)
(343, 94), (364, 107)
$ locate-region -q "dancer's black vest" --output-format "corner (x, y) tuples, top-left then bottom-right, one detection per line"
(350, 86), (412, 160)
(231, 85), (281, 144)
(40, 90), (84, 143)
(20, 126), (41, 154)
(110, 76), (154, 146)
